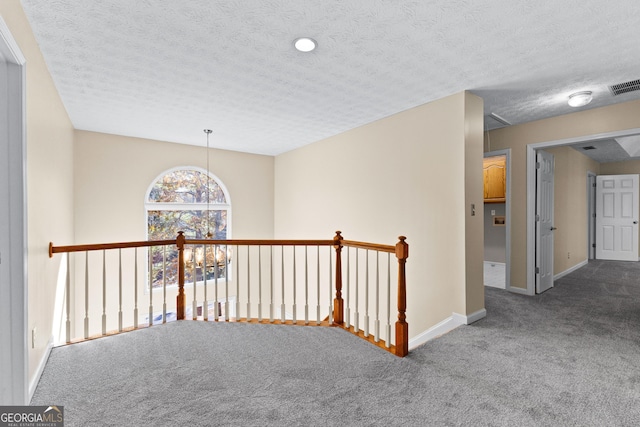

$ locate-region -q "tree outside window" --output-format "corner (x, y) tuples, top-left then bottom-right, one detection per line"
(146, 168), (231, 288)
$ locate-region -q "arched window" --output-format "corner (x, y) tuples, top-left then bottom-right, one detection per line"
(145, 167), (231, 288)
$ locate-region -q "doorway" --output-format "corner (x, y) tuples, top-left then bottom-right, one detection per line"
(483, 149), (511, 290)
(526, 128), (640, 295)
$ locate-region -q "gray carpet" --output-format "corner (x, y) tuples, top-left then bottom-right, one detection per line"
(32, 260), (640, 426)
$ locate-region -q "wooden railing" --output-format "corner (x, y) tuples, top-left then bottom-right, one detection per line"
(49, 231), (409, 356)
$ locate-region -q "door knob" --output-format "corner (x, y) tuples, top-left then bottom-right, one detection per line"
(550, 227), (557, 231)
(634, 221), (638, 224)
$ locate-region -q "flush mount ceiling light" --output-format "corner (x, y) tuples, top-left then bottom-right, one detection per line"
(568, 91), (593, 107)
(294, 37), (317, 52)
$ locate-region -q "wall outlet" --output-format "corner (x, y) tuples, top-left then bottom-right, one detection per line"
(31, 327), (36, 348)
(491, 210), (496, 216)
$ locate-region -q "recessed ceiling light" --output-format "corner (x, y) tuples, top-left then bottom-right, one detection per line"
(294, 37), (317, 52)
(568, 91), (593, 107)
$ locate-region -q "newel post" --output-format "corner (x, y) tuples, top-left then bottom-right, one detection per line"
(176, 231), (186, 320)
(333, 231), (344, 325)
(395, 236), (409, 357)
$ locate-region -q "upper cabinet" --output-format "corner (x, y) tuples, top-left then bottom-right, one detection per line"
(484, 156), (506, 203)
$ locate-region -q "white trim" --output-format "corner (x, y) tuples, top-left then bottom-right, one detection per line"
(0, 17), (26, 65)
(0, 17), (28, 406)
(145, 165), (232, 205)
(587, 172), (597, 260)
(29, 336), (53, 401)
(554, 259), (588, 281)
(144, 166), (232, 231)
(526, 128), (640, 296)
(453, 308), (487, 325)
(507, 286), (530, 295)
(408, 309), (488, 350)
(484, 149), (512, 291)
(408, 316), (463, 350)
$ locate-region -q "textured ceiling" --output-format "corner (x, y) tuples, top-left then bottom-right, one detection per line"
(572, 135), (640, 163)
(20, 0), (640, 155)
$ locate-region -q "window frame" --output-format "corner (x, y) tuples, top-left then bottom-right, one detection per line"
(144, 166), (232, 291)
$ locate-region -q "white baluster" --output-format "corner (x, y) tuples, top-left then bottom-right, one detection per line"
(65, 254), (71, 343)
(84, 251), (89, 339)
(364, 250), (369, 337)
(225, 245), (230, 321)
(134, 248), (138, 329)
(204, 244), (209, 322)
(292, 246), (297, 323)
(212, 244), (217, 321)
(346, 247), (350, 328)
(375, 251), (380, 343)
(258, 246), (262, 322)
(328, 246), (333, 324)
(354, 249), (359, 332)
(281, 246), (285, 323)
(118, 248), (123, 332)
(304, 246), (309, 325)
(246, 246), (251, 320)
(162, 246), (167, 323)
(235, 245), (239, 321)
(213, 244), (218, 321)
(102, 250), (107, 335)
(148, 247), (153, 327)
(386, 253), (391, 348)
(192, 245), (197, 321)
(316, 246), (320, 325)
(270, 246), (274, 323)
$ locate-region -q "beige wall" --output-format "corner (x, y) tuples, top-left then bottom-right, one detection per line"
(74, 131), (274, 242)
(545, 146), (599, 274)
(600, 160), (640, 175)
(72, 131), (274, 334)
(274, 91), (485, 338)
(464, 93), (485, 315)
(487, 100), (640, 290)
(0, 1), (75, 390)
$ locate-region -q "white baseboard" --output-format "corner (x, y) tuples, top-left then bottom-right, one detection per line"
(408, 308), (487, 350)
(554, 259), (588, 281)
(29, 335), (54, 402)
(453, 308), (487, 325)
(408, 316), (463, 350)
(507, 286), (530, 295)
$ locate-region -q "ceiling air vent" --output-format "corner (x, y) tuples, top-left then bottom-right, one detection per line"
(609, 79), (640, 96)
(582, 146), (596, 150)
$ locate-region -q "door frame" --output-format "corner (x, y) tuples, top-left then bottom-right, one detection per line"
(525, 127), (640, 295)
(587, 172), (597, 260)
(0, 17), (28, 405)
(484, 149), (512, 291)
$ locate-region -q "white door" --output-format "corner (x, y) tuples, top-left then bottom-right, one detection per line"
(596, 174), (639, 261)
(536, 150), (554, 294)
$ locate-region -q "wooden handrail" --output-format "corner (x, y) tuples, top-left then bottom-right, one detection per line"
(49, 230), (410, 356)
(341, 240), (395, 253)
(49, 239), (176, 257)
(184, 238), (334, 246)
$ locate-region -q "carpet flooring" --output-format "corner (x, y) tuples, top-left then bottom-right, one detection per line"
(31, 260), (640, 426)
